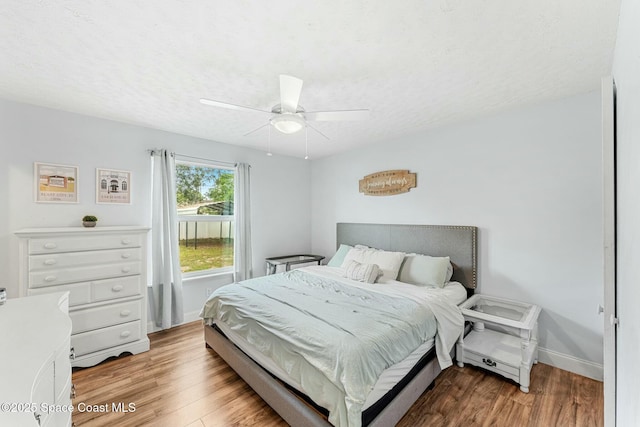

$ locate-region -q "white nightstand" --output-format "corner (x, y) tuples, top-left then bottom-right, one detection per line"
(456, 294), (541, 392)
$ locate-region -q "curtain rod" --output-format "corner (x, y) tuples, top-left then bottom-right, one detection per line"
(148, 149), (243, 168)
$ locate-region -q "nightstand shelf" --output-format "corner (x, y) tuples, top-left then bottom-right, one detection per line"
(265, 254), (325, 275)
(456, 294), (541, 392)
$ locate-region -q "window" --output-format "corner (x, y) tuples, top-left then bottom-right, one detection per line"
(175, 160), (235, 276)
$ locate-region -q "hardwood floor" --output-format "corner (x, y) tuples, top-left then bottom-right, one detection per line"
(72, 321), (603, 427)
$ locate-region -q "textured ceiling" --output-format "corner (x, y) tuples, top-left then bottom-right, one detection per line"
(0, 1), (621, 159)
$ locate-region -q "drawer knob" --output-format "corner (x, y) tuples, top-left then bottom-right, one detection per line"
(43, 242), (57, 250)
(71, 383), (77, 399)
(112, 285), (124, 292)
(122, 267), (131, 273)
(121, 253), (131, 259)
(121, 239), (131, 245)
(482, 358), (497, 368)
(44, 275), (57, 282)
(44, 259), (57, 266)
(120, 331), (131, 338)
(120, 309), (132, 317)
(69, 347), (76, 360)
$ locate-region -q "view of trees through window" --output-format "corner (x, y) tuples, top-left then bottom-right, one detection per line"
(176, 163), (234, 274)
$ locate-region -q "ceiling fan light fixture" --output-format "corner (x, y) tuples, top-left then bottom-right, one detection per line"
(271, 114), (305, 134)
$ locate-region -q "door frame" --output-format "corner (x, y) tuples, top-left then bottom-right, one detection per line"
(601, 75), (617, 427)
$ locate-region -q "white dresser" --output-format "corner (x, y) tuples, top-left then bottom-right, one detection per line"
(16, 226), (150, 368)
(0, 292), (73, 427)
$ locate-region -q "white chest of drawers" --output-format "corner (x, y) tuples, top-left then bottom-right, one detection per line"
(16, 226), (150, 368)
(0, 292), (73, 427)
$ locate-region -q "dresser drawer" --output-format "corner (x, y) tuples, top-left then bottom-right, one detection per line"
(28, 276), (142, 306)
(54, 337), (72, 401)
(58, 379), (72, 406)
(460, 329), (522, 380)
(29, 282), (92, 307)
(29, 233), (142, 255)
(30, 262), (141, 288)
(29, 248), (142, 272)
(70, 300), (142, 334)
(463, 348), (520, 378)
(72, 320), (142, 356)
(32, 360), (55, 403)
(92, 276), (143, 302)
(32, 359), (55, 425)
(45, 401), (72, 427)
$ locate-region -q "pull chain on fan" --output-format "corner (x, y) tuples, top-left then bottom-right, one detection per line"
(305, 126), (309, 160)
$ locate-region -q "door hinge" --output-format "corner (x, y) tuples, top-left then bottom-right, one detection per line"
(610, 314), (619, 326)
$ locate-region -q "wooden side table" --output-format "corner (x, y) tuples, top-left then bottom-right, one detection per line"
(456, 294), (541, 392)
(265, 254), (325, 275)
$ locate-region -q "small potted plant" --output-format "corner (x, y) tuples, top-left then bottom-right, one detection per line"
(82, 215), (98, 228)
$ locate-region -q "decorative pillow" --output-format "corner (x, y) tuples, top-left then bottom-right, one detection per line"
(397, 254), (451, 287)
(445, 262), (454, 282)
(327, 244), (353, 267)
(342, 260), (381, 284)
(341, 247), (405, 282)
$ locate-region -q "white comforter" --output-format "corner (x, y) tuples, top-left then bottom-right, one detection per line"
(200, 266), (464, 427)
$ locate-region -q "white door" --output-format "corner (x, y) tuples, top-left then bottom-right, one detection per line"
(601, 75), (617, 427)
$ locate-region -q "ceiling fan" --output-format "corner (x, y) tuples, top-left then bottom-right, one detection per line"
(200, 75), (369, 138)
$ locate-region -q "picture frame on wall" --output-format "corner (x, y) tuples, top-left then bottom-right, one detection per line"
(96, 168), (132, 204)
(34, 162), (79, 203)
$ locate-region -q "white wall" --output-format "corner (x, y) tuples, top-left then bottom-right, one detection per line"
(612, 0), (640, 424)
(0, 91), (608, 378)
(311, 92), (604, 376)
(0, 99), (312, 318)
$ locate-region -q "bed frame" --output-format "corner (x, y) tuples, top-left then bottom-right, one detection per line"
(204, 223), (478, 426)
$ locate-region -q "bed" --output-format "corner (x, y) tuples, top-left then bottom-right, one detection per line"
(201, 223), (477, 427)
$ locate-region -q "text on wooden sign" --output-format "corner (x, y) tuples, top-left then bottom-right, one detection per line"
(358, 170), (417, 196)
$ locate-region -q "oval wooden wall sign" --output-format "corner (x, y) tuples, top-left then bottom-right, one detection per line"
(358, 170), (417, 196)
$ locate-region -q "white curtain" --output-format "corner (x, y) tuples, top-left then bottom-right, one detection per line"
(151, 149), (184, 329)
(234, 163), (253, 282)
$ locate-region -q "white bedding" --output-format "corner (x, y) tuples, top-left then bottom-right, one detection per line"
(286, 266), (467, 409)
(307, 265), (467, 371)
(201, 265), (465, 427)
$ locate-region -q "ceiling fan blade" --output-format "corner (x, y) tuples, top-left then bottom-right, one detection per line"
(306, 123), (330, 140)
(305, 109), (369, 121)
(200, 98), (271, 114)
(243, 122), (270, 137)
(280, 75), (303, 113)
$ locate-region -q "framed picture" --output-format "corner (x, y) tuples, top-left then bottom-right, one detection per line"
(34, 162), (79, 203)
(96, 168), (132, 204)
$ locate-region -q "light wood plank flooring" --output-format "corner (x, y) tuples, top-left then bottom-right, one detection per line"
(72, 321), (603, 427)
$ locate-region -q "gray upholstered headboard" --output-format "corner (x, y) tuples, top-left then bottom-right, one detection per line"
(336, 223), (478, 290)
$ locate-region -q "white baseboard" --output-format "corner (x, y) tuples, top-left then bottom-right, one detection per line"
(147, 310), (202, 334)
(182, 309), (203, 324)
(538, 347), (603, 381)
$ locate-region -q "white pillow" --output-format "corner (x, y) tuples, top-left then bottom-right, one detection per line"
(342, 260), (381, 284)
(398, 254), (451, 287)
(341, 247), (405, 282)
(445, 262), (454, 282)
(327, 244), (353, 267)
(401, 253), (454, 282)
